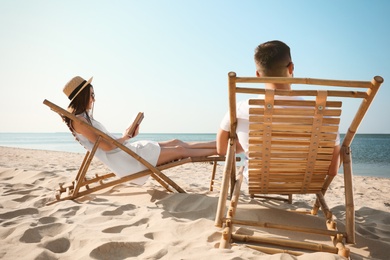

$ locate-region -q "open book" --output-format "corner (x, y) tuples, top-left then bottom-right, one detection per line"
(125, 112), (144, 138)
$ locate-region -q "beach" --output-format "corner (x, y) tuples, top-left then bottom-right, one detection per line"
(1, 146), (389, 259)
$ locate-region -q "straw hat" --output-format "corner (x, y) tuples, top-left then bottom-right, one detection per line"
(63, 76), (93, 102)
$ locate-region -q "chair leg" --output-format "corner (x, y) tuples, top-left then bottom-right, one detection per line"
(220, 220), (233, 248)
(72, 137), (101, 196)
(209, 161), (218, 191)
(342, 146), (355, 244)
(219, 169), (244, 249)
(288, 194), (293, 204)
(230, 162), (236, 198)
(74, 151), (90, 182)
(215, 144), (236, 227)
(227, 168), (244, 219)
(316, 193), (333, 220)
(312, 175), (334, 215)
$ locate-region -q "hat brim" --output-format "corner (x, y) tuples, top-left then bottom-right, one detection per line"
(69, 77), (93, 102)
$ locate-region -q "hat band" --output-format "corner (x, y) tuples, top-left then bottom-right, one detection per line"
(68, 80), (86, 100)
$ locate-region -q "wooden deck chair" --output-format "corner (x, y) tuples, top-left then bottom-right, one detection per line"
(214, 72), (383, 257)
(43, 99), (229, 205)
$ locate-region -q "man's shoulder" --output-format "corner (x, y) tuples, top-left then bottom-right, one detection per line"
(236, 99), (250, 110)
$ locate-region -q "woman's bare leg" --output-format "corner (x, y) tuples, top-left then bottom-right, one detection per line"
(159, 139), (216, 149)
(156, 146), (217, 165)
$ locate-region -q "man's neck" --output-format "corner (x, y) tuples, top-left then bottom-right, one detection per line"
(265, 83), (291, 90)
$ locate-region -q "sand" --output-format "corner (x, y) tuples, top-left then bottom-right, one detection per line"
(0, 146), (389, 260)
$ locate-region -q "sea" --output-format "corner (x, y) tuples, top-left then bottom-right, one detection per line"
(0, 133), (389, 178)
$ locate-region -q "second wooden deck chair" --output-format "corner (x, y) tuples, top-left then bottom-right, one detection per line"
(214, 72), (383, 257)
(43, 99), (228, 205)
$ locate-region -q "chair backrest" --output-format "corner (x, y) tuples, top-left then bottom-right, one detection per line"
(227, 72), (383, 195)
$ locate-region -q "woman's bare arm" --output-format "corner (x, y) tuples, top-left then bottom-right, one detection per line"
(72, 116), (130, 151)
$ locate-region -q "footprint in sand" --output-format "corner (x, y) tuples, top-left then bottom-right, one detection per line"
(144, 232), (154, 240)
(102, 224), (131, 233)
(143, 230), (171, 241)
(33, 197), (51, 208)
(4, 187), (39, 196)
(12, 194), (39, 203)
(1, 176), (13, 181)
(56, 205), (82, 218)
(38, 216), (58, 224)
(90, 241), (145, 259)
(0, 208), (38, 220)
(102, 218), (149, 233)
(131, 218), (149, 226)
(20, 223), (65, 243)
(42, 237), (71, 253)
(34, 251), (57, 260)
(101, 204), (136, 216)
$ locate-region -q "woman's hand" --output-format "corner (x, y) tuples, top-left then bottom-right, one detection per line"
(124, 125), (140, 139)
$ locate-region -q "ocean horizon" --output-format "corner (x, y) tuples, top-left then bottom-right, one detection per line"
(1, 132), (389, 178)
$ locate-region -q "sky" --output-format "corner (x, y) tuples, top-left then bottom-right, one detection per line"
(0, 0), (389, 134)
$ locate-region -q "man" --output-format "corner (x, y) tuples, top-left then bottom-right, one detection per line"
(216, 40), (340, 177)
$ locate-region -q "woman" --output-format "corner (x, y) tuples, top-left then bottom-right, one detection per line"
(62, 76), (217, 184)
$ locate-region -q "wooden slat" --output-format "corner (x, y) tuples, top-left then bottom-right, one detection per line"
(249, 167), (307, 173)
(248, 149), (334, 156)
(249, 159), (332, 165)
(235, 76), (372, 88)
(249, 174), (327, 179)
(249, 146), (311, 152)
(248, 155), (333, 162)
(249, 107), (342, 117)
(248, 164), (331, 171)
(249, 131), (338, 139)
(248, 188), (323, 194)
(249, 153), (308, 159)
(249, 99), (342, 108)
(248, 148), (336, 155)
(267, 174), (327, 180)
(248, 168), (330, 175)
(249, 183), (325, 189)
(248, 140), (337, 148)
(248, 165), (330, 171)
(249, 116), (340, 125)
(238, 88), (368, 98)
(248, 180), (326, 185)
(250, 170), (330, 176)
(255, 183), (326, 188)
(249, 124), (339, 133)
(249, 140), (337, 147)
(248, 186), (323, 191)
(249, 177), (326, 183)
(249, 182), (326, 188)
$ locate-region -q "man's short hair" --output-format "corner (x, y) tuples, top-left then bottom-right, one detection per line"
(254, 40), (292, 76)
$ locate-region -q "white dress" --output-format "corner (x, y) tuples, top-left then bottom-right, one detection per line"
(73, 114), (161, 185)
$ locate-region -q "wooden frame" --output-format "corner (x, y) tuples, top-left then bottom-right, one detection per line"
(214, 72), (383, 257)
(43, 100), (228, 205)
